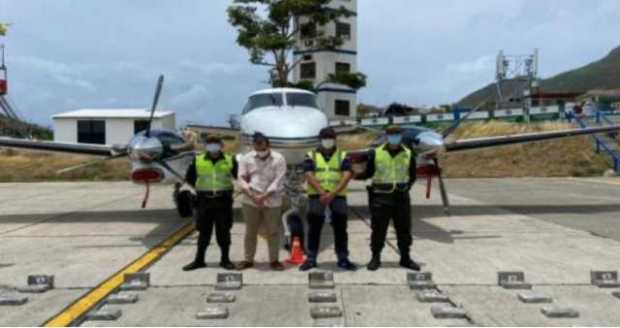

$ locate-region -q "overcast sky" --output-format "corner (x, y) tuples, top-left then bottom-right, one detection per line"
(1, 0), (619, 127)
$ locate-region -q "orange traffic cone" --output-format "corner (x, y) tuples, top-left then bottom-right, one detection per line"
(286, 237), (305, 265)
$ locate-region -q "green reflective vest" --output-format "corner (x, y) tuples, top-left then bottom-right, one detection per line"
(372, 144), (412, 188)
(195, 153), (234, 192)
(306, 149), (347, 196)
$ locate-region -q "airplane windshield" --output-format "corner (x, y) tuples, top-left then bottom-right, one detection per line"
(244, 93), (284, 113)
(286, 93), (318, 108)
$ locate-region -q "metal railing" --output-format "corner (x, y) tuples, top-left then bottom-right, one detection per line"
(575, 114), (620, 172)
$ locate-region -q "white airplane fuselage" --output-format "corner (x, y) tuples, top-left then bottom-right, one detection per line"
(239, 88), (329, 165)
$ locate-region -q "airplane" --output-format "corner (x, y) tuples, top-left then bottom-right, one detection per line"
(2, 75), (620, 218)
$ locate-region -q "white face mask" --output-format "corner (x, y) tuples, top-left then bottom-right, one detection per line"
(321, 139), (335, 149)
(206, 143), (221, 154)
(256, 150), (270, 159)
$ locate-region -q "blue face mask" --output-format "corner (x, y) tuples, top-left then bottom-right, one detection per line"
(387, 135), (402, 145)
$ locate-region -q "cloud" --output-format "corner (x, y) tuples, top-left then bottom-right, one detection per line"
(2, 0), (620, 125)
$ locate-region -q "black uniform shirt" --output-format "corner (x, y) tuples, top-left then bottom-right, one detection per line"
(185, 152), (239, 188)
(363, 144), (417, 186)
(303, 147), (353, 173)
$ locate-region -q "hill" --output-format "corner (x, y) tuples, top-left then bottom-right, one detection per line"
(0, 115), (53, 139)
(458, 46), (620, 108)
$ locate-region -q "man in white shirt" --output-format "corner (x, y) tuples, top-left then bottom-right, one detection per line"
(236, 132), (287, 271)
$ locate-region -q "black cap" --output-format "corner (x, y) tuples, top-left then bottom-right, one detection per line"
(252, 132), (270, 144)
(205, 134), (222, 144)
(385, 125), (402, 134)
(319, 127), (337, 139)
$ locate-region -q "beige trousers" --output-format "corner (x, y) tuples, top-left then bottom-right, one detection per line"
(242, 204), (282, 262)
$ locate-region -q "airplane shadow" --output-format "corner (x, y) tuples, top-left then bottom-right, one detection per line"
(2, 202), (619, 252)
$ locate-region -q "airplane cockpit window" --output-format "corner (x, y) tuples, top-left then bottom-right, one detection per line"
(287, 93), (318, 108)
(243, 93), (284, 113)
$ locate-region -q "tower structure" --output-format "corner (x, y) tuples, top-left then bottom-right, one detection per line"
(292, 0), (358, 119)
(495, 49), (539, 109)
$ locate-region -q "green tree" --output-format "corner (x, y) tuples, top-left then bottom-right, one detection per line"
(227, 0), (366, 90)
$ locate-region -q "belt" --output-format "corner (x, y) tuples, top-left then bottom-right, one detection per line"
(197, 190), (233, 198)
(371, 183), (409, 194)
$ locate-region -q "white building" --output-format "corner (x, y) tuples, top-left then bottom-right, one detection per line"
(53, 109), (176, 145)
(292, 0), (358, 120)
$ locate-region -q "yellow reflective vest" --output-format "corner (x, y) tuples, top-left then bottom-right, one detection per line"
(306, 149), (347, 197)
(195, 153), (234, 192)
(372, 144), (412, 188)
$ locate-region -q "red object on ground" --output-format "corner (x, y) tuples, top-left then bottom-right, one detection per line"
(286, 237), (305, 265)
(417, 163), (441, 199)
(0, 79), (7, 95)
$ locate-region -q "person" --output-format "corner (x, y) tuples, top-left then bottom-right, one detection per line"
(299, 127), (356, 271)
(363, 125), (420, 271)
(183, 134), (237, 271)
(236, 132), (287, 271)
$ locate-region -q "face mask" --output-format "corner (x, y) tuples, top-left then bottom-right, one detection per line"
(387, 135), (402, 146)
(256, 150), (270, 159)
(321, 139), (335, 149)
(206, 143), (221, 154)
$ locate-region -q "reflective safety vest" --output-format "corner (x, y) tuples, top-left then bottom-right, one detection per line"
(306, 149), (347, 196)
(195, 153), (234, 192)
(372, 144), (412, 190)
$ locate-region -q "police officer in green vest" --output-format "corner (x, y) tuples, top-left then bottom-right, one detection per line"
(364, 125), (420, 271)
(300, 127), (356, 271)
(183, 134), (238, 271)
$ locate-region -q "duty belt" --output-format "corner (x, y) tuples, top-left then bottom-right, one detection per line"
(197, 190), (233, 198)
(371, 183), (409, 193)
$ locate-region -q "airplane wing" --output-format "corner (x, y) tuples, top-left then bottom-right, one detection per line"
(445, 125), (620, 152)
(0, 137), (114, 156)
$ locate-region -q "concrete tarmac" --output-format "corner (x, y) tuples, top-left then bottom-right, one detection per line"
(0, 178), (619, 326)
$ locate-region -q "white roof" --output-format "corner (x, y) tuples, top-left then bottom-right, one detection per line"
(53, 109), (175, 119)
(251, 88), (315, 96)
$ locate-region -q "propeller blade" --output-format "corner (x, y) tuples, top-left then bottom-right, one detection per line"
(441, 100), (487, 139)
(433, 157), (451, 215)
(56, 154), (127, 175)
(156, 159), (192, 187)
(146, 74), (165, 138)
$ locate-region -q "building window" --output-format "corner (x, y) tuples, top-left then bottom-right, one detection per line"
(134, 120), (150, 134)
(335, 100), (351, 116)
(300, 62), (316, 79)
(335, 62), (351, 74)
(336, 22), (351, 40)
(77, 120), (106, 144)
(300, 22), (317, 39)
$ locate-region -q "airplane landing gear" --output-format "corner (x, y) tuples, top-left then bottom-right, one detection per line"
(174, 183), (194, 218)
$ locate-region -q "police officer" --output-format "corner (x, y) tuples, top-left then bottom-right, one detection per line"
(300, 127), (356, 271)
(183, 134), (237, 271)
(364, 125), (420, 271)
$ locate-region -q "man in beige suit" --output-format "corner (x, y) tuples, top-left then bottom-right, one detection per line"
(236, 132), (287, 271)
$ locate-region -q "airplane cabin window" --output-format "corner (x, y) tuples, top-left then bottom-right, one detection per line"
(287, 93), (318, 108)
(245, 93), (284, 113)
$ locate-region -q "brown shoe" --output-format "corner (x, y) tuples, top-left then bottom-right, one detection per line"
(270, 261), (285, 271)
(236, 261), (254, 271)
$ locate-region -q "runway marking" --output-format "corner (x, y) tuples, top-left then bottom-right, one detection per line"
(43, 222), (195, 327)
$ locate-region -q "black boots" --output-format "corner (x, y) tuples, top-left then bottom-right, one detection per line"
(183, 245), (235, 271)
(299, 259), (317, 271)
(399, 256), (421, 271)
(219, 249), (235, 270)
(183, 261), (207, 271)
(366, 254), (381, 271)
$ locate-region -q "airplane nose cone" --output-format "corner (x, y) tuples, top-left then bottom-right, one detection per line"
(416, 131), (445, 154)
(241, 106), (328, 139)
(128, 136), (163, 161)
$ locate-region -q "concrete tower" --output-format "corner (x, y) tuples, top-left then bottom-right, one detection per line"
(292, 0), (358, 120)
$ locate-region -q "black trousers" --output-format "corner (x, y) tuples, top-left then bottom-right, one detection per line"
(368, 190), (412, 257)
(193, 193), (233, 262)
(306, 196), (349, 261)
